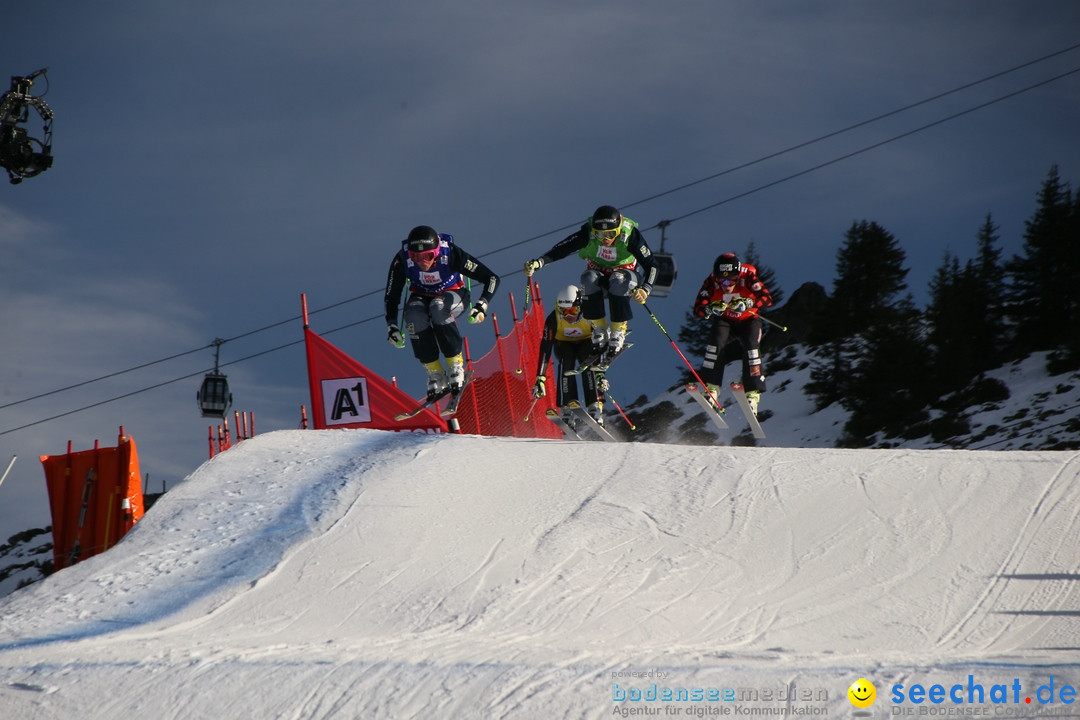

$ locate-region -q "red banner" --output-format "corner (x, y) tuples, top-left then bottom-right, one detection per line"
(303, 326), (445, 433)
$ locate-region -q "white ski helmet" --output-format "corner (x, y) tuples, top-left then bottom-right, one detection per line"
(556, 285), (582, 318)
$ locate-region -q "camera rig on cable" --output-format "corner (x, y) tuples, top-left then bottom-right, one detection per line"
(0, 67), (54, 185)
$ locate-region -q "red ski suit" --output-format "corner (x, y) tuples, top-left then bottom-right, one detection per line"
(692, 264), (773, 393)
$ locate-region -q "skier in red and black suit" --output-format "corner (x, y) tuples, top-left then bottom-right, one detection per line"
(385, 225), (500, 401)
(691, 253), (774, 416)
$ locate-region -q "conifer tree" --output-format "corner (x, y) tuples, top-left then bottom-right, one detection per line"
(839, 295), (931, 446)
(924, 214), (1007, 394)
(1066, 190), (1080, 369)
(1007, 165), (1075, 358)
(971, 213), (1007, 367)
(805, 220), (910, 411)
(925, 252), (975, 392)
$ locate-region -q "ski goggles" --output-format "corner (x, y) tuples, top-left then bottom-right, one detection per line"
(408, 249), (439, 264)
(591, 226), (620, 243)
(557, 303), (581, 318)
(720, 277), (736, 288)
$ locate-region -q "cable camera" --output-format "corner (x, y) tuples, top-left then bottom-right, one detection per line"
(0, 68), (54, 184)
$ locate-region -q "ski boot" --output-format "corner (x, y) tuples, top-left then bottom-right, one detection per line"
(589, 319), (609, 356)
(704, 383), (723, 413)
(588, 402), (605, 427)
(606, 321), (628, 357)
(446, 354), (466, 395)
(424, 360), (448, 402)
(745, 390), (761, 417)
(560, 405), (578, 431)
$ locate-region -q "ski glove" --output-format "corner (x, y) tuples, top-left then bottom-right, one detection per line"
(730, 298), (753, 313)
(387, 324), (405, 348)
(523, 258), (544, 277)
(631, 287), (650, 304)
(532, 375), (546, 399)
(707, 300), (728, 316)
(468, 300), (488, 324)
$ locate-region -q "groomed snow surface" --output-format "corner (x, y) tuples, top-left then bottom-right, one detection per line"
(1, 429), (1079, 719)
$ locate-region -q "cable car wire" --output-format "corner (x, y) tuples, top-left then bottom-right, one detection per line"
(2, 49), (1078, 430)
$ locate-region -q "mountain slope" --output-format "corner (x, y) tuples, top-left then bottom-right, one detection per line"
(622, 348), (1080, 450)
(1, 430), (1079, 718)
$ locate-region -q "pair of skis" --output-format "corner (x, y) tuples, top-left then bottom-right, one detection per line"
(547, 342), (629, 441)
(545, 402), (618, 442)
(562, 342), (633, 376)
(686, 382), (765, 439)
(395, 371), (474, 421)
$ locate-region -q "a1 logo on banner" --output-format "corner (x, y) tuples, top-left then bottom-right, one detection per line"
(321, 377), (371, 426)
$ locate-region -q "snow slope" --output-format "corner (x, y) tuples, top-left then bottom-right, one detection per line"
(1, 429), (1079, 719)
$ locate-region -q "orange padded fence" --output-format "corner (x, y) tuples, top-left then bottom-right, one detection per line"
(40, 428), (146, 571)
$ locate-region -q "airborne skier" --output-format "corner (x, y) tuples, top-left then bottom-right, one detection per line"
(523, 205), (657, 365)
(533, 285), (608, 429)
(385, 225), (499, 404)
(691, 253), (774, 417)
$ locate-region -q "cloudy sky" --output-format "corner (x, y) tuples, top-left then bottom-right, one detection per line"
(1, 2), (1078, 540)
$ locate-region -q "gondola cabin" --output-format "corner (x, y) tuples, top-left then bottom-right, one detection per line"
(649, 252), (677, 297)
(648, 220), (678, 298)
(197, 372), (232, 418)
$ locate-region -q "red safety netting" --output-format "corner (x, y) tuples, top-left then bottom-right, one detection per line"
(299, 282), (563, 440)
(454, 280), (562, 439)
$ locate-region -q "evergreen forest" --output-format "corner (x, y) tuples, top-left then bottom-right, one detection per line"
(676, 164), (1080, 448)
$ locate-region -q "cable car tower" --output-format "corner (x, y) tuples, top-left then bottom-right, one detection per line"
(197, 338), (232, 418)
(648, 220), (678, 298)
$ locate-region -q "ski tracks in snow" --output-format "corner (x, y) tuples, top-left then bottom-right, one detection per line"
(935, 451), (1080, 657)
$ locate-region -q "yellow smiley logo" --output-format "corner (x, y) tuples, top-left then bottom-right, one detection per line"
(848, 679), (876, 708)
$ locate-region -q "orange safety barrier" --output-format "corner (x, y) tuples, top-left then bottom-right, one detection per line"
(40, 428), (146, 571)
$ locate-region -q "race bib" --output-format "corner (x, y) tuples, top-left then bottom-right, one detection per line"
(595, 245), (618, 263)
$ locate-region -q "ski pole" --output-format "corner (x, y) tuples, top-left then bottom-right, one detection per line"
(760, 314), (788, 332)
(0, 455), (15, 490)
(515, 279), (533, 375)
(522, 395), (540, 422)
(607, 393), (636, 431)
(643, 303), (723, 409)
(393, 289), (408, 348)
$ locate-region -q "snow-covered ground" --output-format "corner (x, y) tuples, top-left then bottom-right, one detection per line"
(1, 426), (1079, 719)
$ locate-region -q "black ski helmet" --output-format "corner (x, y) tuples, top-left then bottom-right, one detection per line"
(714, 253), (741, 278)
(406, 225), (439, 252)
(590, 205), (622, 231)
